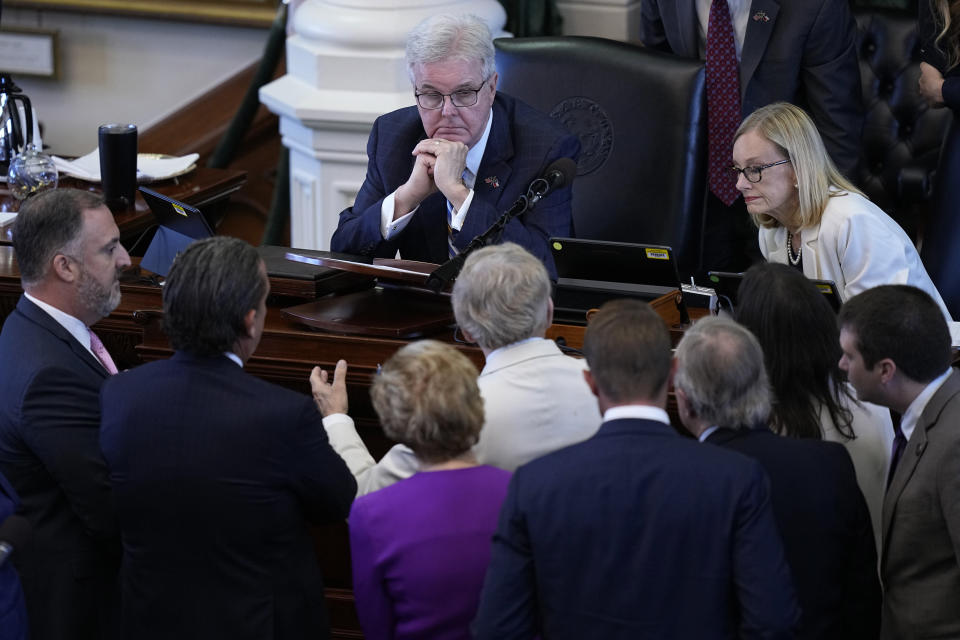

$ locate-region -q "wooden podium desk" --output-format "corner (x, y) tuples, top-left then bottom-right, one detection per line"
(0, 250), (696, 640)
(0, 167), (247, 247)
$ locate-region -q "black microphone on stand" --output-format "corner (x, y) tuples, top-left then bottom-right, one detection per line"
(426, 158), (578, 292)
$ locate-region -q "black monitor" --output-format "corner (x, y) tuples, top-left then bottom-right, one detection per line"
(550, 237), (688, 325)
(707, 270), (843, 313)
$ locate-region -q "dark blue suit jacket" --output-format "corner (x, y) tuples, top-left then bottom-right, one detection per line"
(706, 427), (880, 640)
(0, 470), (28, 640)
(99, 352), (357, 640)
(0, 296), (119, 640)
(640, 0), (863, 177)
(474, 418), (800, 639)
(330, 93), (579, 278)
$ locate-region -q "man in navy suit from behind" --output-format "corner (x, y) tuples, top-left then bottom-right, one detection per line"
(330, 13), (579, 278)
(99, 237), (357, 640)
(674, 316), (880, 640)
(474, 299), (799, 639)
(0, 188), (130, 640)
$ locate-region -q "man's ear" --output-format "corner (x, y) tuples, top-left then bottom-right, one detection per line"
(876, 358), (897, 385)
(51, 253), (79, 283)
(460, 326), (476, 345)
(546, 297), (554, 327)
(675, 386), (695, 418)
(583, 368), (599, 398)
(243, 308), (257, 339)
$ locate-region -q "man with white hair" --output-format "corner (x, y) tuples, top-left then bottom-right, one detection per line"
(312, 243), (600, 494)
(330, 13), (579, 278)
(674, 316), (879, 639)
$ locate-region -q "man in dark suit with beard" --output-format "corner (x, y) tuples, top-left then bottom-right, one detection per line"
(0, 188), (130, 640)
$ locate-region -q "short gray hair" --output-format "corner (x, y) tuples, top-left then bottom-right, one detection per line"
(452, 243), (551, 351)
(405, 14), (496, 82)
(370, 340), (483, 464)
(674, 316), (772, 430)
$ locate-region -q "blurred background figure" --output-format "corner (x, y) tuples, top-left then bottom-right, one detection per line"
(917, 0), (960, 318)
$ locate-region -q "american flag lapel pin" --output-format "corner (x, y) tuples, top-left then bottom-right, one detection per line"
(752, 10), (769, 22)
(484, 176), (500, 189)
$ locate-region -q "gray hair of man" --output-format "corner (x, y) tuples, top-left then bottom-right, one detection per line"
(405, 13), (497, 82)
(13, 188), (105, 288)
(674, 316), (772, 430)
(451, 242), (552, 352)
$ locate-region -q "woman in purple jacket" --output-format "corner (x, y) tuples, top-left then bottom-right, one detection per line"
(348, 340), (511, 640)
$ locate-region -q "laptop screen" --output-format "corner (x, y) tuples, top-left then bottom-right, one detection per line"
(549, 237), (687, 324)
(138, 187), (213, 277)
(551, 237), (683, 289)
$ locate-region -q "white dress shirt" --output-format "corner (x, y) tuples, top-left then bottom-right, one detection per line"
(901, 368), (953, 442)
(603, 404), (671, 425)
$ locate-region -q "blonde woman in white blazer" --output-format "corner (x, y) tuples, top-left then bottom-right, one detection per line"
(732, 102), (952, 323)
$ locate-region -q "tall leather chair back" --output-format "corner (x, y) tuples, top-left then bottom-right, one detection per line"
(855, 9), (952, 241)
(495, 37), (707, 278)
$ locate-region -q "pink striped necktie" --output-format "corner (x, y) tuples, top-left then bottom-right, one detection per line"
(88, 329), (118, 375)
(705, 0), (742, 206)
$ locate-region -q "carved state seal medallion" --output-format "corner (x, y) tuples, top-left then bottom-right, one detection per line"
(550, 97), (613, 176)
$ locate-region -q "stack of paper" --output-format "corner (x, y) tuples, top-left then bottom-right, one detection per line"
(52, 150), (199, 183)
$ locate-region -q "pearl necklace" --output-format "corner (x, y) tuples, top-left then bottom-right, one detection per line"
(786, 230), (802, 266)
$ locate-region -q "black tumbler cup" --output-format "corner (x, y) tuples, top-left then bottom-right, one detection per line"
(98, 123), (137, 210)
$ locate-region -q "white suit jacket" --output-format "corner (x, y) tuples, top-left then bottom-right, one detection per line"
(759, 191), (952, 322)
(324, 338), (601, 496)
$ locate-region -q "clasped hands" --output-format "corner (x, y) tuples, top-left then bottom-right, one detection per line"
(394, 138), (470, 218)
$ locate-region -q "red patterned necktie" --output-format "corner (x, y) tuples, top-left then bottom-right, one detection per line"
(89, 329), (118, 375)
(705, 0), (742, 206)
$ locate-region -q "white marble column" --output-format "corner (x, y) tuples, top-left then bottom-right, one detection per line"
(259, 0), (508, 250)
